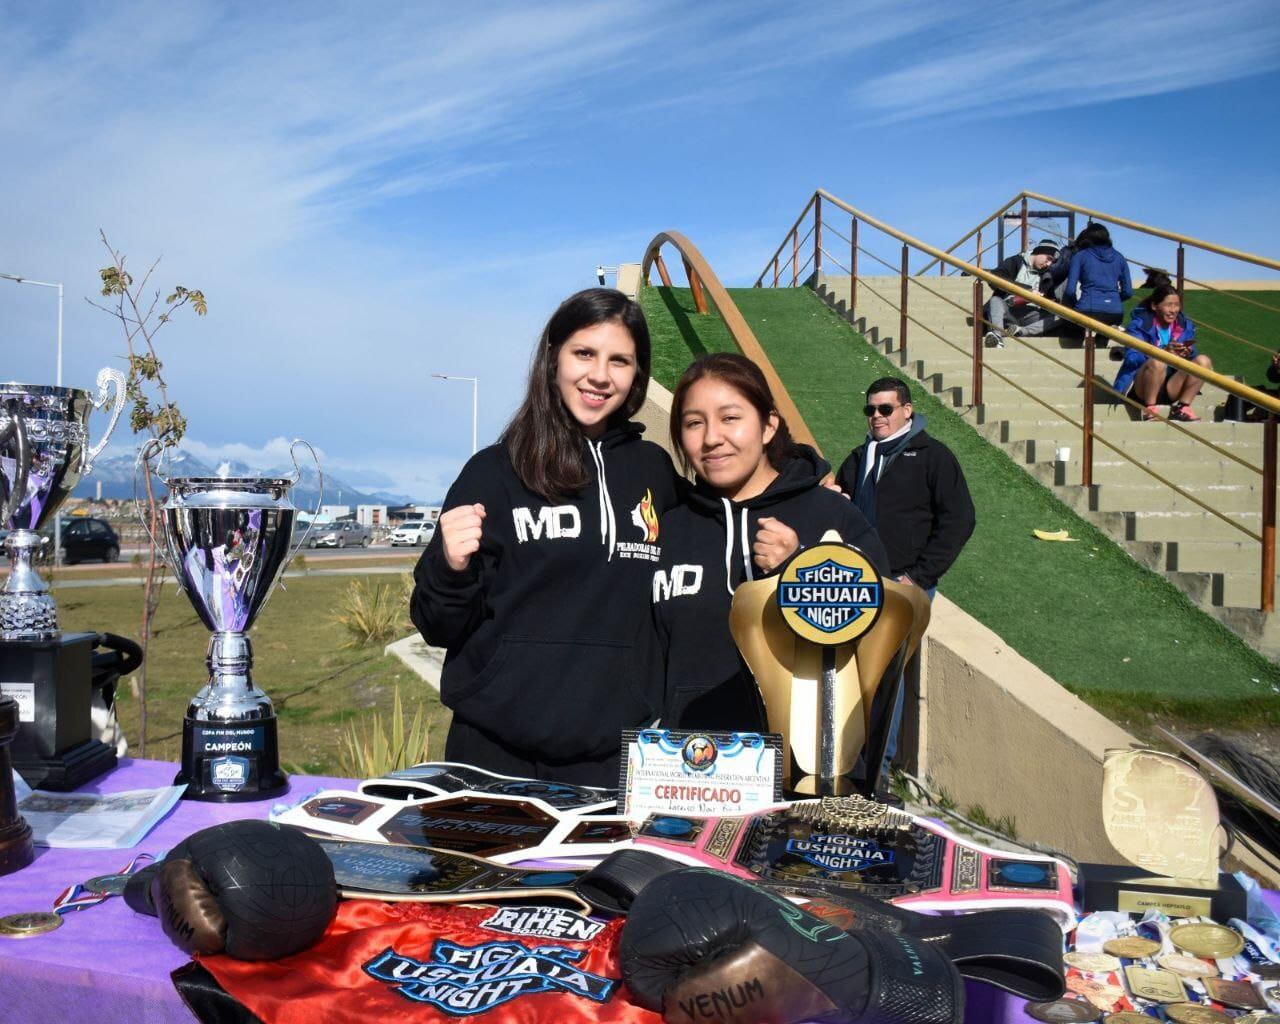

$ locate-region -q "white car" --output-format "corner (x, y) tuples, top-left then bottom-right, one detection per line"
(390, 519), (436, 547)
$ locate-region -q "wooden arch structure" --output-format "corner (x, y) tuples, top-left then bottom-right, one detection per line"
(640, 230), (820, 453)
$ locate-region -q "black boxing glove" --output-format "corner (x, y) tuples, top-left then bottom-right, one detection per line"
(124, 820), (337, 961)
(621, 868), (963, 1024)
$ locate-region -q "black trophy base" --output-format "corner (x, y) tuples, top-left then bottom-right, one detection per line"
(176, 713), (288, 803)
(12, 738), (118, 792)
(1077, 861), (1248, 921)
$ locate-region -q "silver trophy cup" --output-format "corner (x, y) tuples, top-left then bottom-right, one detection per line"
(137, 438), (321, 801)
(0, 371), (127, 640)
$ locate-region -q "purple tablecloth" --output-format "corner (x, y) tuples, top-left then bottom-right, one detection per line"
(0, 758), (351, 1024)
(16, 758), (1268, 1024)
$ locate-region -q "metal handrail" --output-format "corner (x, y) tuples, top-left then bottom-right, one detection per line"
(641, 230), (819, 454)
(922, 189), (1280, 275)
(758, 189), (1280, 611)
(1023, 191), (1280, 273)
(808, 189), (1280, 414)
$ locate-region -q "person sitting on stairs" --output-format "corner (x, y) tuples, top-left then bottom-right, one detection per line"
(983, 242), (1059, 348)
(1114, 284), (1212, 422)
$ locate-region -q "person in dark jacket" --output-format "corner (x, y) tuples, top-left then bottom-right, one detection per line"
(836, 378), (975, 592)
(1064, 223), (1133, 344)
(653, 353), (888, 733)
(983, 243), (1059, 346)
(409, 288), (680, 787)
(1115, 284), (1213, 422)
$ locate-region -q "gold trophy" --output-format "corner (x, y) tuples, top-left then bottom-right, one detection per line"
(1078, 747), (1247, 920)
(729, 537), (931, 796)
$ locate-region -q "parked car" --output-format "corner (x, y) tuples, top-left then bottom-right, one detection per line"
(306, 521), (371, 548)
(390, 519), (436, 547)
(59, 517), (121, 564)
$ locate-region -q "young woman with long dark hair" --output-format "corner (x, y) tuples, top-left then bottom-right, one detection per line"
(652, 353), (888, 732)
(410, 288), (680, 786)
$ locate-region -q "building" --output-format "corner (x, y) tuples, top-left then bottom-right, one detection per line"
(356, 504), (388, 528)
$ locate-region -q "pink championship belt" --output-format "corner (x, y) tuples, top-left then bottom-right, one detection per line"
(633, 796), (1075, 932)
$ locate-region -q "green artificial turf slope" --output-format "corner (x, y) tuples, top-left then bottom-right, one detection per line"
(641, 284), (1280, 729)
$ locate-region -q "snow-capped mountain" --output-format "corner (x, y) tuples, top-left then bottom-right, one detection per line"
(75, 448), (415, 509)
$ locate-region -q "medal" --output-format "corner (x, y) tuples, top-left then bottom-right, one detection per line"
(1103, 937), (1160, 959)
(1202, 976), (1264, 1010)
(1066, 974), (1126, 1012)
(1024, 998), (1102, 1022)
(1101, 1014), (1150, 1024)
(83, 873), (133, 896)
(1157, 952), (1219, 978)
(1163, 1004), (1233, 1024)
(1065, 952), (1123, 973)
(1122, 965), (1186, 1003)
(0, 911), (63, 938)
(1170, 923), (1245, 959)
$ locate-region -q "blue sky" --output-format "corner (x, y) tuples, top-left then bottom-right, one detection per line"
(3, 0), (1279, 500)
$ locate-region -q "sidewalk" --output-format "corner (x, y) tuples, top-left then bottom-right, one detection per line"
(384, 632), (443, 692)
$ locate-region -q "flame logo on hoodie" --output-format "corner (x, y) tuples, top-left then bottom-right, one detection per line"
(631, 489), (660, 542)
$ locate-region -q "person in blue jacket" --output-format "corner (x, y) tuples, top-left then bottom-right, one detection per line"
(1114, 284), (1213, 422)
(1064, 223), (1133, 344)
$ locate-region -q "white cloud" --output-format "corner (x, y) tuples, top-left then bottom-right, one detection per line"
(855, 0), (1280, 123)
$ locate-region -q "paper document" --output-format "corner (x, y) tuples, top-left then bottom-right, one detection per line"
(18, 784), (186, 849)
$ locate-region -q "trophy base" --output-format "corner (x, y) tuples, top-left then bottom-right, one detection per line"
(176, 713), (288, 802)
(1077, 861), (1248, 921)
(13, 738), (119, 792)
(0, 696), (33, 876)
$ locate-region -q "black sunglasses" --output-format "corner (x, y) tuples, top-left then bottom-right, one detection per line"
(863, 403), (901, 417)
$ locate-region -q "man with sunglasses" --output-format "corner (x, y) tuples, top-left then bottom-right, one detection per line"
(836, 378), (975, 782)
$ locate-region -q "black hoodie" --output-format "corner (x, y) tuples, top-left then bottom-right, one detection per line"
(410, 424), (679, 766)
(651, 446), (888, 733)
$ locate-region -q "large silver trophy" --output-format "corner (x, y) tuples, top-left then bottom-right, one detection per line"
(1, 372), (127, 639)
(137, 438), (321, 801)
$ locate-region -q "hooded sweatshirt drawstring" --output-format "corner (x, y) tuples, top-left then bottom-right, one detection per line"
(716, 499), (758, 595)
(588, 439), (617, 560)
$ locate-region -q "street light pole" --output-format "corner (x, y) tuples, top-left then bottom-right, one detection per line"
(1, 273), (65, 564)
(432, 374), (479, 455)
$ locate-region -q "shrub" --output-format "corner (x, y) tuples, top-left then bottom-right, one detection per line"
(332, 578), (407, 648)
(337, 684), (430, 778)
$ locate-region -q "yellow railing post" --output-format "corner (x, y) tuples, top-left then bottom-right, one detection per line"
(1083, 342), (1095, 488)
(1020, 196), (1029, 252)
(791, 229), (799, 287)
(971, 279), (983, 407)
(975, 227), (983, 270)
(899, 244), (909, 364)
(1265, 416), (1277, 613)
(850, 218), (859, 312)
(814, 194), (822, 278)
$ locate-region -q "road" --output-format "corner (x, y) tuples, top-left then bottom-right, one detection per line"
(5, 543), (423, 589)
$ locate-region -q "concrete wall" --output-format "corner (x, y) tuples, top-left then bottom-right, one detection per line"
(914, 596), (1132, 862)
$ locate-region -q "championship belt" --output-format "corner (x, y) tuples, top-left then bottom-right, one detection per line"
(274, 789), (634, 864)
(316, 836), (594, 913)
(632, 795), (1075, 931)
(358, 761), (618, 813)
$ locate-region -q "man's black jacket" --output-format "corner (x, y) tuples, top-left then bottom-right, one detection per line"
(836, 420), (975, 591)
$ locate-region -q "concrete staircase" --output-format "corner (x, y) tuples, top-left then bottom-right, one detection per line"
(814, 272), (1280, 660)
